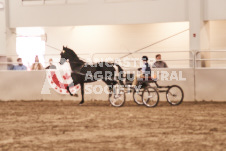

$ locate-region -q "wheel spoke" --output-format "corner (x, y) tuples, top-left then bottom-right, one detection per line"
(133, 89), (143, 105)
(109, 84), (125, 107)
(142, 87), (159, 107)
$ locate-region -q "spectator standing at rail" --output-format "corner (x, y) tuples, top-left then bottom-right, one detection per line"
(152, 54), (168, 68)
(31, 55), (44, 70)
(132, 56), (151, 87)
(45, 58), (56, 69)
(13, 58), (27, 70)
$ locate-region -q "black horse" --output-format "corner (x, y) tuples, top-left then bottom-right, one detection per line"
(59, 46), (124, 105)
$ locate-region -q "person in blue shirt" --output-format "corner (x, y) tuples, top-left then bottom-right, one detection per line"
(13, 58), (27, 70)
(132, 56), (151, 87)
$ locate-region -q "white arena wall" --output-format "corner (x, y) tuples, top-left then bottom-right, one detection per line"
(0, 68), (226, 102)
(7, 0), (226, 27)
(204, 0), (226, 20)
(8, 0), (188, 27)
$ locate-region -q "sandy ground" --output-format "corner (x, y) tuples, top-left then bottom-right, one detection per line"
(0, 101), (226, 151)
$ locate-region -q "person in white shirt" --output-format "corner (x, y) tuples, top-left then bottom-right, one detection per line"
(132, 56), (151, 87)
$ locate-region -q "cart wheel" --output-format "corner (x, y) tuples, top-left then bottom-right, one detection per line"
(133, 87), (144, 105)
(109, 84), (125, 107)
(142, 87), (159, 107)
(166, 85), (184, 105)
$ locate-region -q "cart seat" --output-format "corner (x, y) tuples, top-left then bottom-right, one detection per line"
(125, 74), (135, 85)
(124, 74), (157, 85)
(140, 76), (157, 82)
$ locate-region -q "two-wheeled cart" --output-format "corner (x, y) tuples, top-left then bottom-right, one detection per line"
(109, 74), (184, 107)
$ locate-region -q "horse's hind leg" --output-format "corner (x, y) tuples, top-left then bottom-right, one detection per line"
(79, 82), (84, 105)
(102, 79), (117, 91)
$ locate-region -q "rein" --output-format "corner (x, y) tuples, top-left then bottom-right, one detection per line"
(46, 44), (119, 79)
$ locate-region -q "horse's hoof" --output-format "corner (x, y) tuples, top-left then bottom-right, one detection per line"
(79, 101), (84, 105)
(74, 94), (78, 97)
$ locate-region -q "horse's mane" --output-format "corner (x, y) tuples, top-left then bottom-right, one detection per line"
(63, 46), (84, 64)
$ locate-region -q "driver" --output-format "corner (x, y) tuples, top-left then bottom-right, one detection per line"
(132, 56), (151, 87)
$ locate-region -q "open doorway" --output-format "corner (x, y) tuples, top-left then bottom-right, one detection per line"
(16, 28), (45, 70)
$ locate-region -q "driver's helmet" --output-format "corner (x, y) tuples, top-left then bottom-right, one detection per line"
(142, 56), (148, 61)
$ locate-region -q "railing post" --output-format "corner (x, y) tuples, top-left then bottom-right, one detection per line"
(193, 50), (199, 101)
(192, 50), (196, 101)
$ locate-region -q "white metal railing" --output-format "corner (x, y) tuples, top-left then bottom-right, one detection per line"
(21, 0), (156, 5)
(21, 0), (88, 6)
(2, 50), (226, 68)
(0, 53), (90, 67)
(195, 50), (226, 68)
(0, 50), (192, 70)
(91, 50), (193, 68)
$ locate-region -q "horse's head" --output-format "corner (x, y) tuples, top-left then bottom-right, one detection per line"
(59, 46), (69, 65)
(59, 46), (83, 65)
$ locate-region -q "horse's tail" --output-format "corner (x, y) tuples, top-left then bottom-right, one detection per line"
(113, 63), (124, 85)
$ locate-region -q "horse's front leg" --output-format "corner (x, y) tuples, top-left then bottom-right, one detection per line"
(67, 82), (78, 97)
(79, 82), (84, 105)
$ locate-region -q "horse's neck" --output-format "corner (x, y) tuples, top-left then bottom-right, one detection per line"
(69, 58), (85, 71)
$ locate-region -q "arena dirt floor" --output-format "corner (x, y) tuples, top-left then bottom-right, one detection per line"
(0, 100), (226, 151)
